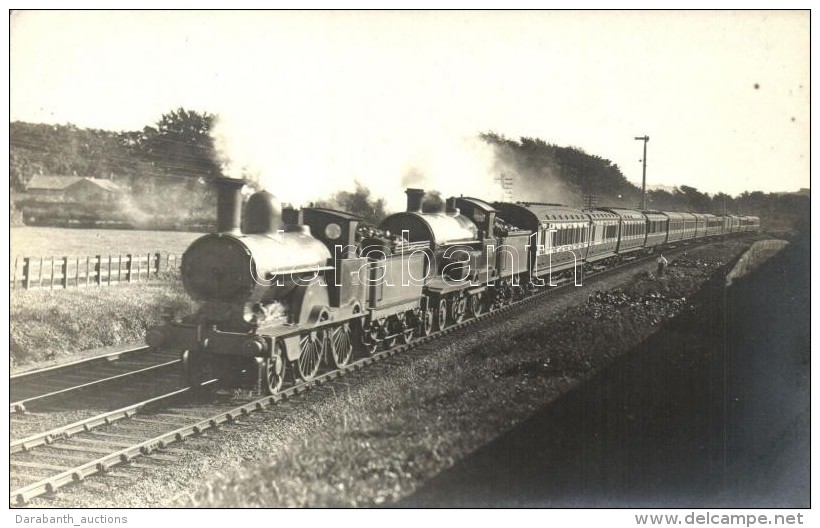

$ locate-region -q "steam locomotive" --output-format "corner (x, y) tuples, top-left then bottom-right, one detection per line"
(145, 177), (760, 394)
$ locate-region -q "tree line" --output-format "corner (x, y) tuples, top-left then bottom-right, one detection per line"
(10, 109), (808, 234)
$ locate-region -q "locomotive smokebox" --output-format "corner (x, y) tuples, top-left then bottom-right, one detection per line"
(244, 191), (280, 234)
(406, 188), (425, 213)
(214, 177), (246, 234)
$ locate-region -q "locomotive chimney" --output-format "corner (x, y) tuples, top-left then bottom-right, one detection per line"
(214, 177), (245, 234)
(405, 188), (425, 213)
(281, 206), (305, 232)
(445, 197), (459, 215)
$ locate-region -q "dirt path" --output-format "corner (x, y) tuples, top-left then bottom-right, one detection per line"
(402, 236), (809, 507)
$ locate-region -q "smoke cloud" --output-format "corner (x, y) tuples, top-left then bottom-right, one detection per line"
(212, 115), (584, 213)
(212, 107), (505, 213)
(480, 136), (581, 207)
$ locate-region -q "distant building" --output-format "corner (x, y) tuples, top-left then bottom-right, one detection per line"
(24, 175), (82, 199)
(65, 178), (122, 202)
(24, 175), (122, 202)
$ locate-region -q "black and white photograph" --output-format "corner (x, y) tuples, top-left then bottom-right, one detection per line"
(7, 8), (811, 520)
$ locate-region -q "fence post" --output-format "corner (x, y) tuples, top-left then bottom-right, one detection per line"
(127, 254), (133, 283)
(23, 257), (30, 289)
(50, 257), (56, 289)
(95, 255), (102, 285)
(156, 253), (166, 275)
(86, 256), (91, 287)
(38, 257), (44, 288)
(75, 257), (80, 287)
(12, 256), (18, 290)
(108, 255), (113, 285)
(61, 257), (68, 288)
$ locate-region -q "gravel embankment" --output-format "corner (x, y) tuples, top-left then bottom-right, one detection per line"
(22, 239), (754, 508)
(404, 236), (808, 507)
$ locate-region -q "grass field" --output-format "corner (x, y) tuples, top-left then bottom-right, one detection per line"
(10, 227), (203, 258)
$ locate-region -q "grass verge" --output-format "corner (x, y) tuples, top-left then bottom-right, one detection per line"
(10, 275), (195, 369)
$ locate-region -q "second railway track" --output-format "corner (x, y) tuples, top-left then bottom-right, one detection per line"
(10, 346), (180, 414)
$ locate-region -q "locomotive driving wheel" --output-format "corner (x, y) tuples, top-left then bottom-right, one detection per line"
(296, 330), (325, 381)
(400, 312), (415, 345)
(384, 316), (400, 350)
(450, 295), (467, 324)
(420, 308), (434, 336)
(469, 293), (483, 318)
(436, 298), (448, 330)
(329, 322), (354, 368)
(361, 320), (380, 356)
(262, 342), (286, 394)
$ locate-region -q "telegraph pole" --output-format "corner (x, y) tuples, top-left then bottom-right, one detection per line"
(634, 135), (649, 210)
(495, 173), (514, 202)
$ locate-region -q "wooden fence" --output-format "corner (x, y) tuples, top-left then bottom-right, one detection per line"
(10, 253), (183, 290)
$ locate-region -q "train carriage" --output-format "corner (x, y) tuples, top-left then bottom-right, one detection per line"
(726, 214), (741, 234)
(494, 202), (590, 281)
(704, 213), (723, 237)
(584, 209), (620, 262)
(600, 208), (645, 254)
(642, 211), (668, 249)
(680, 213), (697, 240)
(738, 216), (748, 233)
(746, 216), (761, 233)
(663, 212), (687, 243)
(691, 213), (708, 239)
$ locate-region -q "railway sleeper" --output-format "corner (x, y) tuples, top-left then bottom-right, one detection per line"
(11, 460), (72, 472)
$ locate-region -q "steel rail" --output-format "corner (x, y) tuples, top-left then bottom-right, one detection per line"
(10, 358), (181, 414)
(9, 384), (212, 455)
(11, 345), (151, 382)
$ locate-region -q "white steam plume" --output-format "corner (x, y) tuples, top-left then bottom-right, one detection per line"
(211, 93), (505, 213)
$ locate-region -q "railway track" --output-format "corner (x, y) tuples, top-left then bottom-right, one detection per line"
(10, 346), (180, 414)
(8, 243), (726, 506)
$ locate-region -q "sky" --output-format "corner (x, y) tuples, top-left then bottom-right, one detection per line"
(9, 10), (810, 209)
